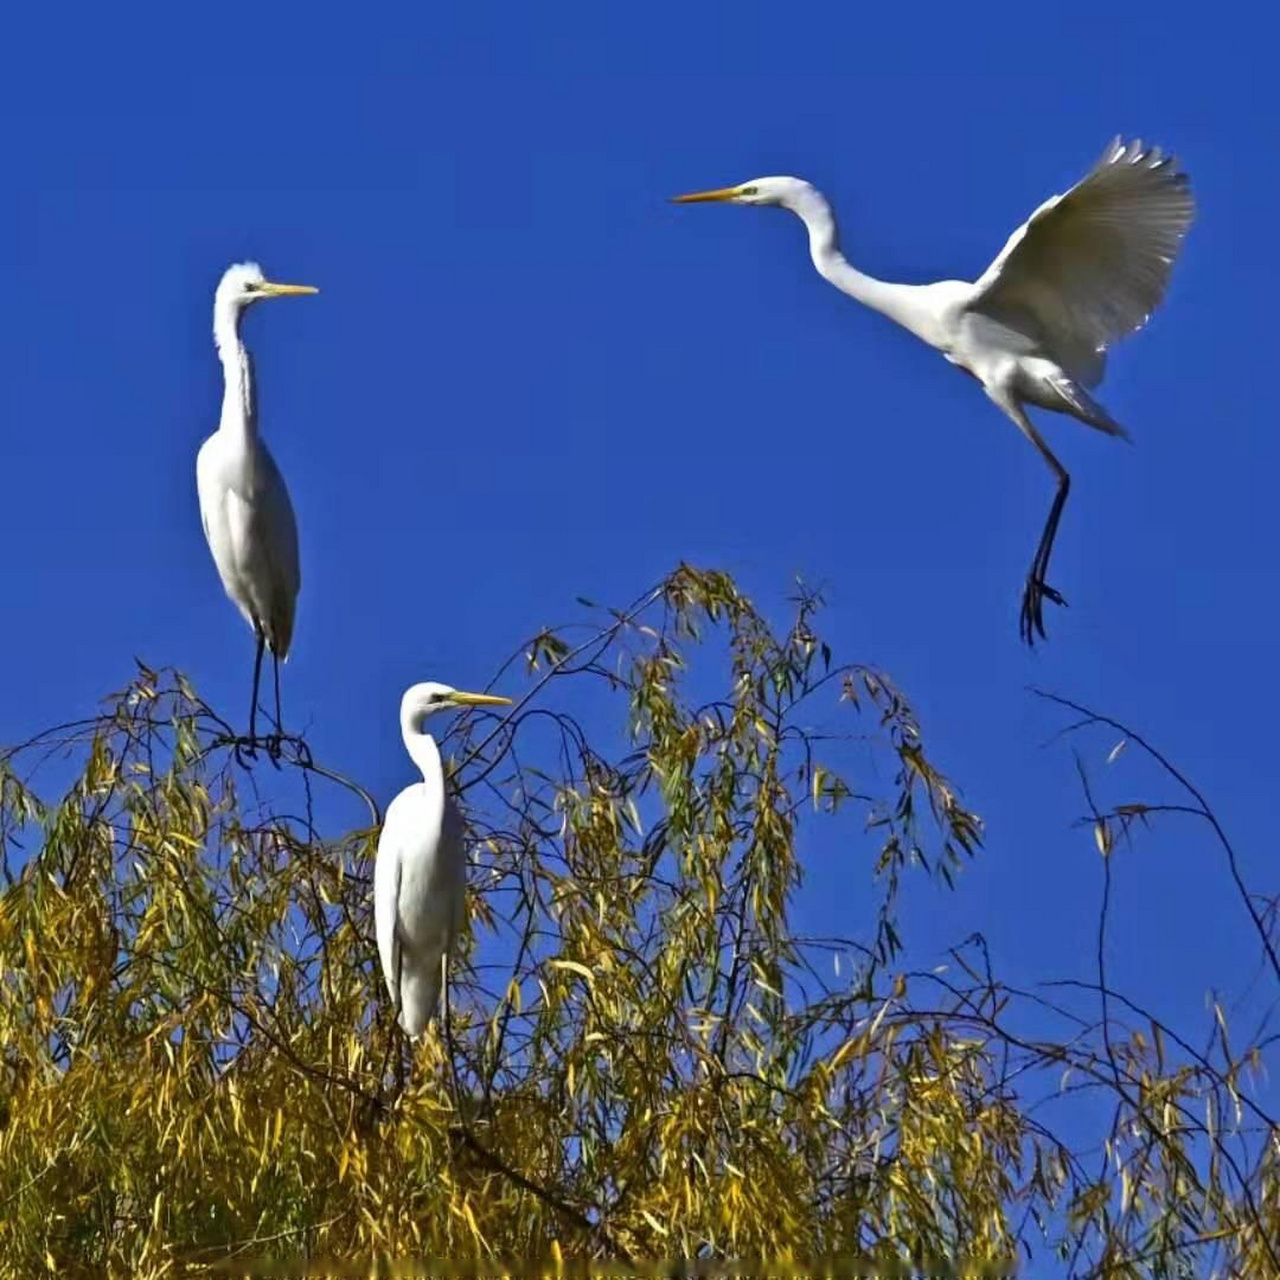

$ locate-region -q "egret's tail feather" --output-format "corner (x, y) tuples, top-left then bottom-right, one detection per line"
(1049, 374), (1130, 440)
(266, 611), (294, 660)
(397, 965), (443, 1040)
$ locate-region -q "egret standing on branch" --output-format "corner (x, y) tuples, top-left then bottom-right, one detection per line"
(673, 138), (1194, 643)
(376, 683), (513, 1039)
(197, 262), (318, 755)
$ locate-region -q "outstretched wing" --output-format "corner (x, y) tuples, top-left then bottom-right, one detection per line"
(968, 138), (1194, 386)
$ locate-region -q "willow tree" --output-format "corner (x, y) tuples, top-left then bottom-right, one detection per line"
(0, 566), (1275, 1277)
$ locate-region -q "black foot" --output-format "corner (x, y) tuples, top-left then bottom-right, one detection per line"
(233, 738), (259, 769)
(1020, 575), (1067, 646)
(265, 734), (285, 770)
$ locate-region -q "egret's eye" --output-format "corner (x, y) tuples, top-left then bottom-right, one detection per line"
(243, 282), (259, 294)
(740, 186), (759, 196)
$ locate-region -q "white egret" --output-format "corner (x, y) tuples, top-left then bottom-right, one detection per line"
(673, 138), (1194, 643)
(376, 682), (513, 1039)
(196, 262), (318, 752)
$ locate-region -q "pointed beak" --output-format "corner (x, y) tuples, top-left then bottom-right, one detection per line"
(669, 185), (743, 204)
(259, 281), (320, 298)
(448, 691), (514, 709)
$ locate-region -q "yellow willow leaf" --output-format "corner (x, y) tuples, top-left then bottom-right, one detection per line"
(641, 1210), (670, 1237)
(548, 959), (595, 986)
(462, 1198), (482, 1245)
(828, 1037), (859, 1073)
(752, 971), (782, 999)
(1094, 820), (1111, 857)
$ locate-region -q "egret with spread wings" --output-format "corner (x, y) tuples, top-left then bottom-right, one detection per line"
(376, 683), (512, 1039)
(673, 139), (1194, 643)
(197, 262), (318, 753)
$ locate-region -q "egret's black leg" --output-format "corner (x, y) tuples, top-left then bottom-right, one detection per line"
(992, 393), (1071, 646)
(267, 651), (284, 765)
(1021, 469), (1071, 645)
(237, 632), (266, 765)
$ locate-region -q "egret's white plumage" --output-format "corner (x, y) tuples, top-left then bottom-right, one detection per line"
(196, 262), (318, 744)
(673, 138), (1194, 642)
(375, 683), (512, 1039)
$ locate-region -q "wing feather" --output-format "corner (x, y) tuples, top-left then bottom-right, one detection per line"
(968, 137), (1195, 386)
(240, 351), (301, 657)
(374, 823), (404, 1020)
(255, 444), (301, 657)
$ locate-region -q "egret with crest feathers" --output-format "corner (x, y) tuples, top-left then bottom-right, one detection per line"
(673, 138), (1194, 643)
(376, 682), (513, 1039)
(197, 262), (318, 755)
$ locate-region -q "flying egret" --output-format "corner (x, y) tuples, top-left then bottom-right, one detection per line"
(673, 138), (1194, 643)
(197, 262), (318, 753)
(376, 682), (513, 1039)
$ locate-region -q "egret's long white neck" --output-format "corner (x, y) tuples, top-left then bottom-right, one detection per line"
(782, 185), (929, 339)
(213, 299), (256, 441)
(401, 712), (444, 787)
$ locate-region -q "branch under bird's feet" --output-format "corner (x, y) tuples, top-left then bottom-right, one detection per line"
(221, 730), (313, 770)
(264, 731), (285, 767)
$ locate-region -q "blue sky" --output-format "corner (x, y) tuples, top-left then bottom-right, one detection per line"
(2, 0), (1275, 1147)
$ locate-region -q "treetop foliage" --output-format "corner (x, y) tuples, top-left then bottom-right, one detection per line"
(0, 566), (1275, 1277)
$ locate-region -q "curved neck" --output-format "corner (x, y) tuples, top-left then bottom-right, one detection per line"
(401, 716), (444, 787)
(783, 186), (924, 336)
(214, 300), (256, 441)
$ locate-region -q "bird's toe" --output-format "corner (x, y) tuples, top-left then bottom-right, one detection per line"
(1019, 575), (1068, 646)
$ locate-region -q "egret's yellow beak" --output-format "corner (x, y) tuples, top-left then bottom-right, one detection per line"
(259, 281), (320, 297)
(449, 691), (514, 709)
(670, 186), (743, 204)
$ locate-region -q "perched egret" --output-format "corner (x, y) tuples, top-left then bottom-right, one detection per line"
(197, 262), (318, 752)
(376, 682), (513, 1039)
(673, 138), (1194, 643)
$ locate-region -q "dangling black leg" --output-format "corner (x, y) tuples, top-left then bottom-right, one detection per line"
(991, 393), (1072, 646)
(1021, 469), (1070, 645)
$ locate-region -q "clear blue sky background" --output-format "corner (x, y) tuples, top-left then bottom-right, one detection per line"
(2, 2), (1275, 1133)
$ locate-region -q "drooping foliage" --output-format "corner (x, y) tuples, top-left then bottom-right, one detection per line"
(0, 566), (1275, 1277)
